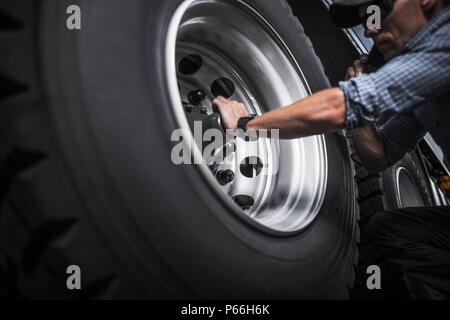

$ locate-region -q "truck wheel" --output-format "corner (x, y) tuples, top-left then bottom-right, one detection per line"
(0, 0), (358, 299)
(356, 152), (433, 219)
(350, 141), (434, 299)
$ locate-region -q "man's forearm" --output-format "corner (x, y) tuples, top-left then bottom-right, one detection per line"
(352, 126), (389, 172)
(242, 86), (390, 172)
(246, 88), (346, 139)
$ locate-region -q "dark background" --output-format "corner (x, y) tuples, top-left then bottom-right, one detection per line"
(287, 0), (360, 85)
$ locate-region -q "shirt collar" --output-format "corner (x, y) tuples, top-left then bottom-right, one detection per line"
(405, 6), (450, 51)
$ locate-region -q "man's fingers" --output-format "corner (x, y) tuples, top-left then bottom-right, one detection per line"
(353, 60), (365, 75)
(215, 95), (227, 102)
(213, 97), (248, 111)
(211, 96), (251, 130)
(212, 96), (224, 108)
(213, 97), (242, 110)
(354, 55), (369, 67)
(346, 66), (356, 80)
(353, 56), (370, 75)
(212, 98), (220, 107)
(213, 96), (227, 107)
(347, 57), (370, 79)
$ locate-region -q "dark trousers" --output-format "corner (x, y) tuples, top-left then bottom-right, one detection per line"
(366, 206), (450, 296)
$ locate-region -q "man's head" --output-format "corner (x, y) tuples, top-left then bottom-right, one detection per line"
(330, 0), (448, 60)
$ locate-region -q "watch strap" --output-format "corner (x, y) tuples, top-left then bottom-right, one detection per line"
(237, 114), (257, 132)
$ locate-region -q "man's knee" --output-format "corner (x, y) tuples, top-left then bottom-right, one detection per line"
(364, 210), (414, 258)
(366, 210), (406, 240)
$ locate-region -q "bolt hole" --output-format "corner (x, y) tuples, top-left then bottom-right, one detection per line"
(240, 157), (263, 178)
(178, 54), (203, 75)
(211, 77), (235, 98)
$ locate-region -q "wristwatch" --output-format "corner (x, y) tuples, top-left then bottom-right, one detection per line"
(237, 114), (257, 132)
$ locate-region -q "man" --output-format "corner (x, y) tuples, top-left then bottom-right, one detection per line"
(214, 0), (450, 296)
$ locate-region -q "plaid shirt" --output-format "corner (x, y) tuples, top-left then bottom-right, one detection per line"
(340, 7), (450, 166)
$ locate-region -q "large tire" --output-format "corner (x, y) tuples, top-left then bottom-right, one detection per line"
(350, 139), (434, 299)
(0, 0), (358, 299)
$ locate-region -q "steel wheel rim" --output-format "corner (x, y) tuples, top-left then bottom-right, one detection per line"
(165, 0), (328, 234)
(396, 167), (424, 207)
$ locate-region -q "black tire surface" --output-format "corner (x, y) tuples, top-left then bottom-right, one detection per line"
(0, 0), (358, 299)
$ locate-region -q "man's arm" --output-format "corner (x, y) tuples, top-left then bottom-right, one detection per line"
(213, 57), (393, 171)
(347, 54), (426, 172)
(351, 126), (389, 172)
(214, 88), (346, 139)
(215, 90), (390, 172)
(346, 57), (389, 173)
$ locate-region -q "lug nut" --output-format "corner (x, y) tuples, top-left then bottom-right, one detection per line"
(216, 169), (235, 185)
(225, 142), (236, 156)
(188, 89), (206, 105)
(232, 195), (254, 211)
(183, 103), (193, 112)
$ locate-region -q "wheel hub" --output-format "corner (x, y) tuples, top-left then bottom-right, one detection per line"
(166, 0), (329, 234)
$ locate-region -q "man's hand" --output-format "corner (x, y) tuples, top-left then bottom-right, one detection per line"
(212, 96), (249, 130)
(345, 55), (372, 80)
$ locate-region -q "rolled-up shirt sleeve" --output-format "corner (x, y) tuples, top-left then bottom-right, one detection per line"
(340, 29), (450, 130)
(377, 113), (426, 166)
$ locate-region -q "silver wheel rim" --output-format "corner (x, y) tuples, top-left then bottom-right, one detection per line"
(395, 167), (424, 207)
(165, 0), (328, 234)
